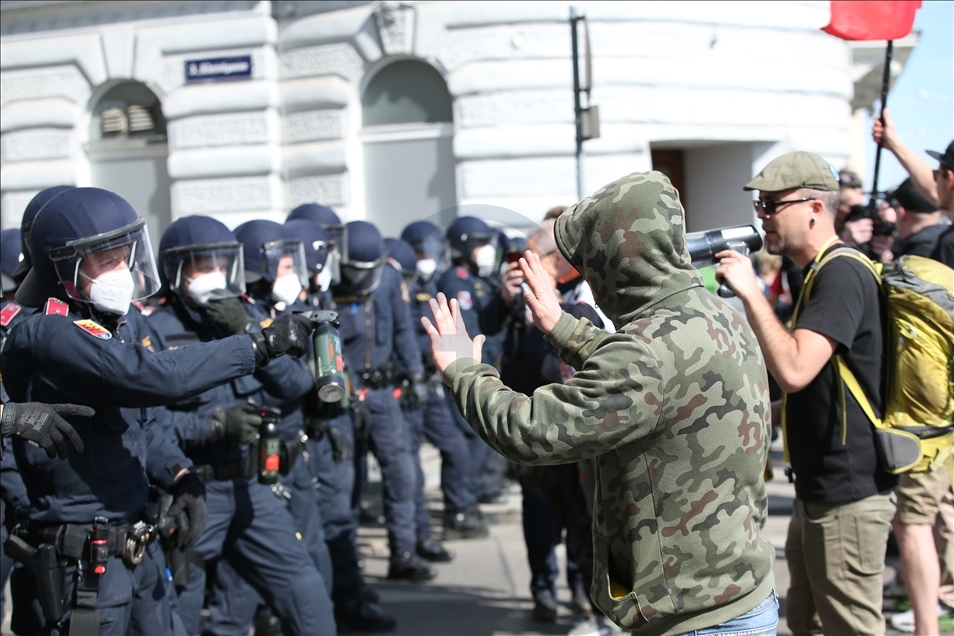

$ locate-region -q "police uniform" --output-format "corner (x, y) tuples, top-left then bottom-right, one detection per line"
(142, 295), (335, 636)
(436, 264), (503, 505)
(3, 298), (256, 635)
(401, 274), (475, 532)
(333, 265), (424, 566)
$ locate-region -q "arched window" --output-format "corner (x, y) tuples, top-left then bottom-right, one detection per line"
(89, 81), (167, 143)
(87, 82), (170, 252)
(361, 60), (456, 235)
(362, 60), (452, 127)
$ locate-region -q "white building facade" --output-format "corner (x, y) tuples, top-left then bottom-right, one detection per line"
(0, 0), (903, 239)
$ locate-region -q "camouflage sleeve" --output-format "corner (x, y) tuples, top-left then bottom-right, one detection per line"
(544, 312), (611, 372)
(443, 333), (664, 465)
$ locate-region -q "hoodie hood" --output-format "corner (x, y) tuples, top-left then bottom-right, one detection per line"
(554, 171), (702, 330)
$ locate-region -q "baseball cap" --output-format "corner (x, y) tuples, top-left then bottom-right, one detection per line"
(926, 140), (954, 171)
(744, 151), (840, 192)
(888, 178), (936, 213)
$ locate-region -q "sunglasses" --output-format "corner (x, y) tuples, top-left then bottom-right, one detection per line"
(753, 197), (816, 216)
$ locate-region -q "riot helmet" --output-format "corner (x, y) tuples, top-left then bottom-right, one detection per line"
(384, 237), (417, 281)
(400, 220), (447, 280)
(285, 218), (339, 293)
(339, 221), (387, 295)
(159, 216), (245, 307)
(446, 216), (497, 277)
(13, 185), (74, 283)
(16, 187), (161, 316)
(234, 220), (308, 306)
(287, 203), (346, 262)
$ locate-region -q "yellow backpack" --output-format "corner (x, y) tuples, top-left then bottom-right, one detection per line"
(794, 248), (954, 475)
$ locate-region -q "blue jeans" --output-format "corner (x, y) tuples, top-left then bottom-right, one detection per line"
(678, 590), (778, 636)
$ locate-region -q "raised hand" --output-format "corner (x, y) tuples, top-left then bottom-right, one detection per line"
(517, 251), (563, 334)
(421, 294), (486, 374)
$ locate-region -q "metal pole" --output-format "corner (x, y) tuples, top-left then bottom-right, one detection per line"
(870, 40), (893, 203)
(570, 9), (584, 200)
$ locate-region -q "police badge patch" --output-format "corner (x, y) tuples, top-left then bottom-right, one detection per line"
(456, 291), (473, 310)
(74, 319), (111, 340)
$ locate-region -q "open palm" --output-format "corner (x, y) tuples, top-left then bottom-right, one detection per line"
(421, 294), (486, 374)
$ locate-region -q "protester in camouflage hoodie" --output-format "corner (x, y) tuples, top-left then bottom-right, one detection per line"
(429, 171), (776, 634)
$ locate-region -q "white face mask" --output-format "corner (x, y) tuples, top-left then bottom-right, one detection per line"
(473, 245), (497, 278)
(272, 273), (303, 305)
(86, 268), (135, 315)
(185, 271), (228, 306)
(315, 266), (333, 292)
(415, 258), (437, 280)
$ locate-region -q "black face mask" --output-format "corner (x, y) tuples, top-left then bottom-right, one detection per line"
(339, 262), (384, 295)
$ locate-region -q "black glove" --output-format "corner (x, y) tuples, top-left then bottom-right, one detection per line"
(327, 425), (348, 464)
(1, 402), (92, 460)
(249, 314), (313, 366)
(206, 297), (253, 335)
(166, 472), (207, 551)
(206, 404), (263, 444)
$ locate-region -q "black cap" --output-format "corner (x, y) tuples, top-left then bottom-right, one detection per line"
(889, 178), (937, 214)
(926, 140), (954, 171)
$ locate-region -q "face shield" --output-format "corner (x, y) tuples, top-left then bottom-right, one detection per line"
(261, 238), (307, 304)
(340, 247), (387, 296)
(162, 242), (245, 306)
(312, 240), (340, 292)
(48, 218), (160, 314)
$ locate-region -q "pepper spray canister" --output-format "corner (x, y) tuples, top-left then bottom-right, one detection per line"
(258, 406), (282, 485)
(310, 312), (346, 404)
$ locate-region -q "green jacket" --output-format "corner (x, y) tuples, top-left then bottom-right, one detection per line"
(443, 171), (775, 634)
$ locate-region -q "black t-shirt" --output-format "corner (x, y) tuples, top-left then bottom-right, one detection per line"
(929, 224), (954, 268)
(785, 246), (897, 503)
(894, 223), (947, 259)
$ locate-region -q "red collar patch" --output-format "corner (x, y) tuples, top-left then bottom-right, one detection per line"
(44, 298), (69, 316)
(455, 266), (469, 280)
(0, 303), (22, 328)
(74, 319), (112, 340)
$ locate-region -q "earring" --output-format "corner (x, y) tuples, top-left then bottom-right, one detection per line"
(809, 218), (815, 229)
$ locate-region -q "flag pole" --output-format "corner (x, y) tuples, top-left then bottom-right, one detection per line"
(870, 39), (894, 203)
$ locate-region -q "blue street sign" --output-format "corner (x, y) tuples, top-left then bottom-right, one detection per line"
(185, 55), (252, 82)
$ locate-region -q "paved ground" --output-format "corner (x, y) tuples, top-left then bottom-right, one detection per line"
(2, 437), (910, 635)
(356, 437), (908, 636)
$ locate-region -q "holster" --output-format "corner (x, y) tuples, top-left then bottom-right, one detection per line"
(4, 533), (66, 625)
(280, 433), (306, 475)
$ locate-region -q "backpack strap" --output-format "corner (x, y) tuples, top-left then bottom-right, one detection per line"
(779, 238), (881, 463)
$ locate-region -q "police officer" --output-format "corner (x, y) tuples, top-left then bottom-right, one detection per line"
(1, 187), (75, 634)
(436, 216), (503, 534)
(2, 187), (315, 635)
(396, 225), (489, 544)
(332, 221), (436, 581)
(290, 218), (398, 632)
(206, 219), (336, 634)
(141, 215), (335, 636)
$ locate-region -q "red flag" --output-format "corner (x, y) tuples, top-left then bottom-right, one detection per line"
(822, 1), (921, 41)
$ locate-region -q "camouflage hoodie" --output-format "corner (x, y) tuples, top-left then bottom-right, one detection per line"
(443, 172), (775, 634)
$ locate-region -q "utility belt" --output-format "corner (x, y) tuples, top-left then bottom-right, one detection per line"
(195, 432), (305, 483)
(4, 515), (156, 634)
(194, 454), (256, 482)
(359, 367), (392, 390)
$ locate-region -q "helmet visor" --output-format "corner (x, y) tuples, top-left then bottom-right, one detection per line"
(263, 238), (308, 288)
(49, 219), (161, 302)
(162, 242), (246, 300)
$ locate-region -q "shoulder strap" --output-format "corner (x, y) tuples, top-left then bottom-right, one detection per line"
(780, 238), (882, 463)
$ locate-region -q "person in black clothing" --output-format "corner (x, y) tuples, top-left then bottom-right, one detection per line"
(718, 151), (895, 634)
(479, 221), (612, 630)
(888, 178), (946, 259)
